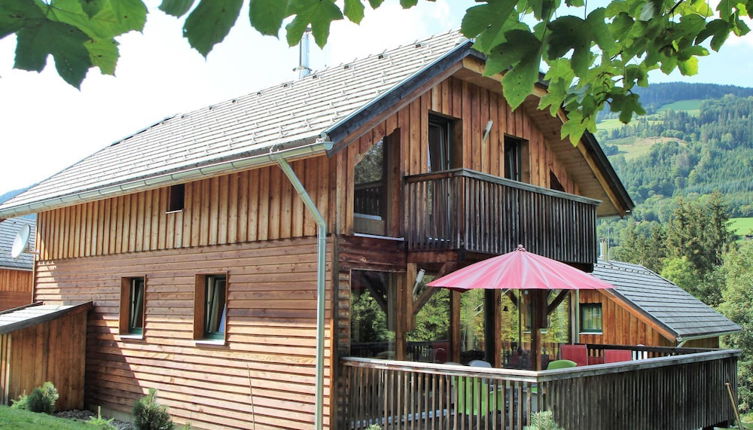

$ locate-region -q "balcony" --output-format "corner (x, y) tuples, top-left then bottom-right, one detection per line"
(340, 345), (740, 429)
(403, 169), (600, 265)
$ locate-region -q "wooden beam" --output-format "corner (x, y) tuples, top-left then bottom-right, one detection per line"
(547, 290), (570, 315)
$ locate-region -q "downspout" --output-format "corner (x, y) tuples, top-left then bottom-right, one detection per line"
(276, 158), (328, 430)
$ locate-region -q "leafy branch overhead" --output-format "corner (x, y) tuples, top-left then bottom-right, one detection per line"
(1, 0), (751, 142)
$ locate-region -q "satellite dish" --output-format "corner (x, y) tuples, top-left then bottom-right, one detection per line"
(11, 225), (31, 258)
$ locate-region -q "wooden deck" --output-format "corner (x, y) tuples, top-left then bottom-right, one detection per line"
(339, 346), (739, 430)
(403, 169), (599, 266)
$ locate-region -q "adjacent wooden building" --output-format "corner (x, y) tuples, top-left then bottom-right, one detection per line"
(0, 218), (34, 311)
(3, 30), (736, 430)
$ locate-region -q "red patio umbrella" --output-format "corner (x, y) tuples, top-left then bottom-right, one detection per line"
(427, 245), (614, 369)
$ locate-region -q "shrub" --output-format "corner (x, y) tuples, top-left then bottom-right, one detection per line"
(88, 406), (117, 430)
(525, 411), (564, 430)
(11, 381), (59, 414)
(133, 388), (174, 430)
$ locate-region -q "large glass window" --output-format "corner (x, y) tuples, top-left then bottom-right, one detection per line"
(407, 272), (450, 363)
(120, 277), (145, 336)
(504, 136), (523, 181)
(350, 271), (396, 359)
(354, 139), (387, 235)
(194, 274), (227, 341)
(580, 303), (603, 333)
(428, 115), (453, 172)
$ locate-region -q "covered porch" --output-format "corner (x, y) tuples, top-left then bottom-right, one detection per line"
(339, 345), (740, 429)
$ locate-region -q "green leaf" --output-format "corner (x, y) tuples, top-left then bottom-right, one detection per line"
(184, 0), (243, 57)
(86, 37), (118, 75)
(490, 29), (542, 109)
(639, 0), (663, 21)
(586, 8), (615, 53)
(48, 0), (147, 39)
(344, 0), (365, 23)
(678, 56), (698, 75)
(159, 0), (194, 17)
(78, 0), (104, 18)
(285, 0), (343, 48)
(15, 20), (91, 88)
(546, 16), (593, 75)
(400, 0), (418, 7)
(0, 0), (45, 38)
(367, 0), (384, 7)
(249, 0), (289, 36)
(461, 1), (517, 53)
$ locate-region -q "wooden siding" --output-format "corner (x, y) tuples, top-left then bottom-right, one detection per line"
(578, 290), (674, 347)
(35, 238), (335, 430)
(0, 268), (32, 311)
(0, 307), (88, 410)
(35, 158), (336, 261)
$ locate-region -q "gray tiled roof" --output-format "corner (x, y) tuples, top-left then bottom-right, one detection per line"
(0, 30), (467, 214)
(0, 218), (35, 270)
(593, 260), (740, 340)
(0, 303), (90, 334)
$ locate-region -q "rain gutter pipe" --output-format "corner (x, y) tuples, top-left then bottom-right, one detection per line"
(677, 331), (739, 347)
(276, 157), (327, 430)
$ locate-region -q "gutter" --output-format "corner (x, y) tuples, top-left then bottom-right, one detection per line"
(677, 330), (741, 347)
(0, 139), (328, 219)
(276, 158), (328, 430)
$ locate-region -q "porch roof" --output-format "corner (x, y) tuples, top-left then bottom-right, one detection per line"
(593, 260), (740, 340)
(0, 302), (92, 335)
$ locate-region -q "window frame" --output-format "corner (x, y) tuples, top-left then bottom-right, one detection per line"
(119, 276), (146, 338)
(167, 184), (185, 213)
(194, 272), (229, 344)
(579, 303), (603, 334)
(427, 114), (455, 172)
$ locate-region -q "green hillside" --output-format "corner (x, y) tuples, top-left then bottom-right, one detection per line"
(730, 217), (753, 236)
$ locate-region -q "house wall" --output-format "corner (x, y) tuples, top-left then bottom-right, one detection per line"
(0, 268), (32, 311)
(578, 290), (674, 347)
(34, 237), (334, 430)
(0, 307), (88, 410)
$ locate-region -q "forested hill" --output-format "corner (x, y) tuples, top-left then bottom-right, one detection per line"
(596, 83), (753, 221)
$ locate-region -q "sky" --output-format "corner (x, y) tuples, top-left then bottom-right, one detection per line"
(1, 0), (752, 194)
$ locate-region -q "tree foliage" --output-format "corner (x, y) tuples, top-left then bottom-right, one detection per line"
(2, 0), (751, 140)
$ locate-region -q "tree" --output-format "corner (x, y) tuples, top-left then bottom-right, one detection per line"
(1, 0), (750, 142)
(718, 242), (753, 411)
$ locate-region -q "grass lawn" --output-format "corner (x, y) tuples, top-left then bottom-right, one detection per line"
(0, 406), (97, 429)
(730, 217), (753, 237)
(657, 99), (704, 116)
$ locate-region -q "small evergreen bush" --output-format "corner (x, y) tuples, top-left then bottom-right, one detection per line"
(11, 381), (59, 414)
(88, 406), (117, 430)
(525, 411), (564, 430)
(133, 388), (174, 430)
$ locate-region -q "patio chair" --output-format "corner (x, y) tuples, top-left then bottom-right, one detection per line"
(546, 359), (577, 370)
(454, 375), (504, 416)
(560, 344), (588, 366)
(604, 349), (632, 363)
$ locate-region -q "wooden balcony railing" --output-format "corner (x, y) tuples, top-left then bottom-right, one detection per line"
(340, 347), (740, 430)
(404, 169), (600, 265)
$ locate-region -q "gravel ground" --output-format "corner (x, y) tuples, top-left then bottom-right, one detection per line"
(55, 409), (135, 430)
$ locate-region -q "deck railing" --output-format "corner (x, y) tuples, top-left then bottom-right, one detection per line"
(403, 169), (600, 265)
(340, 347), (739, 430)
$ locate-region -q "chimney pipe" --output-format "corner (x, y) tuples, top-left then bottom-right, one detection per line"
(296, 27), (312, 79)
(599, 238), (609, 262)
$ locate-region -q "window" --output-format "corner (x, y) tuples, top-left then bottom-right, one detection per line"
(194, 274), (227, 341)
(354, 139), (387, 235)
(550, 171), (565, 192)
(428, 115), (454, 172)
(120, 277), (145, 336)
(167, 184), (185, 212)
(504, 136), (524, 181)
(350, 271), (397, 359)
(580, 303), (603, 333)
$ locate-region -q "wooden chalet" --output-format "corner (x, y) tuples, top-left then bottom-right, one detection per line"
(0, 218), (34, 311)
(0, 31), (740, 429)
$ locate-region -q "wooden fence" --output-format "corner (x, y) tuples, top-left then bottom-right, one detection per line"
(340, 348), (739, 430)
(404, 169), (599, 265)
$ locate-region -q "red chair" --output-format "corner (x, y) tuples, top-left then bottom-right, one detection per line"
(604, 349), (632, 363)
(560, 344), (588, 367)
(588, 356), (605, 365)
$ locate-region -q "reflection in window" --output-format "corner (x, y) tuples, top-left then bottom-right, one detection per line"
(204, 275), (227, 340)
(354, 139), (387, 235)
(460, 289), (486, 364)
(350, 271), (396, 359)
(580, 303), (602, 333)
(407, 273), (450, 363)
(128, 278), (145, 335)
(504, 136), (524, 181)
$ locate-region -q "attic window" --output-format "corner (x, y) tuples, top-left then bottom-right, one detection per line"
(168, 184), (185, 212)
